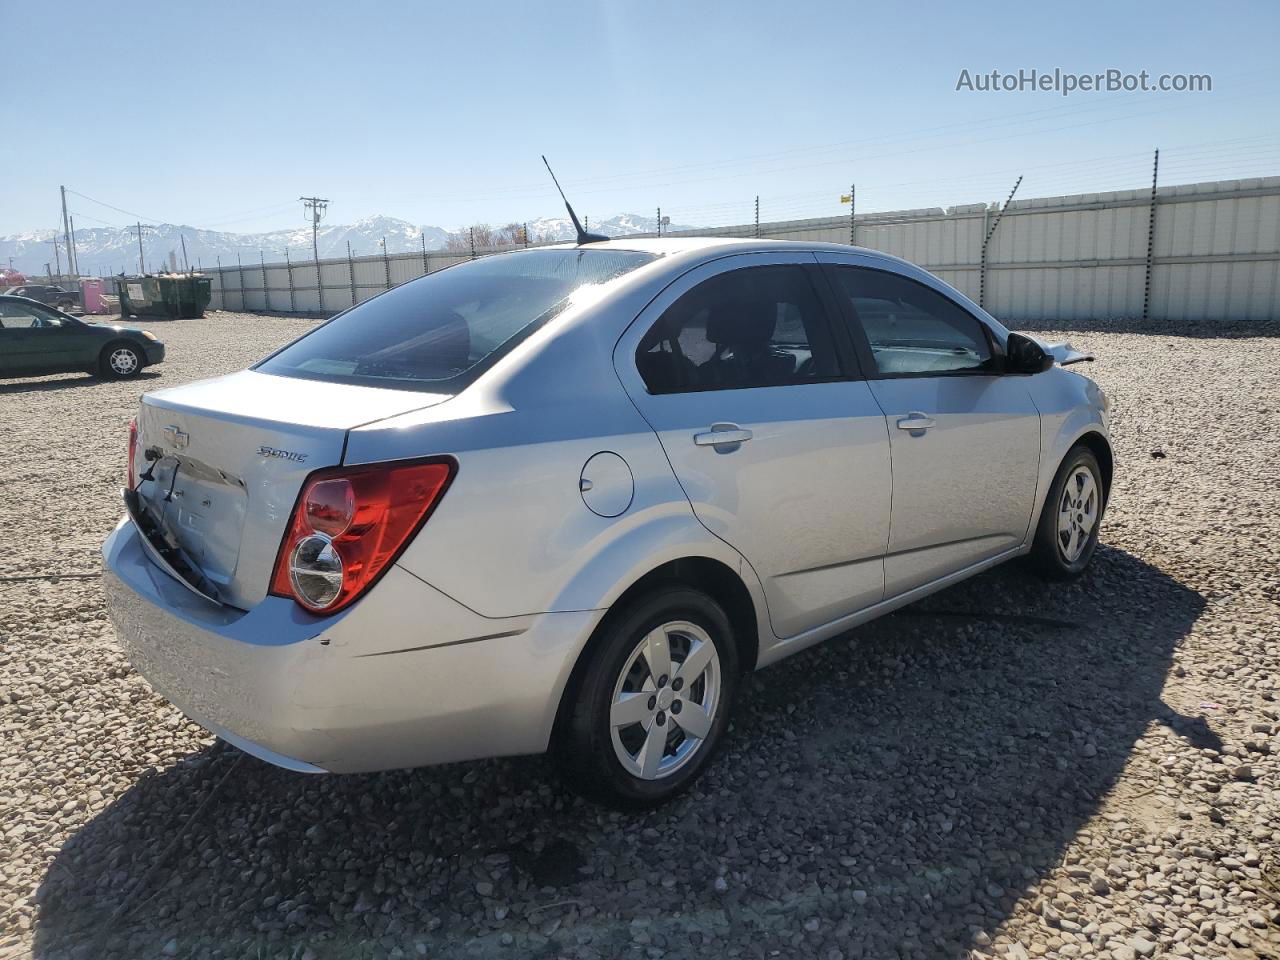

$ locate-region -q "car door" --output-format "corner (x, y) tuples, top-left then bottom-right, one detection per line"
(0, 301), (81, 374)
(614, 253), (892, 638)
(818, 255), (1041, 597)
(0, 303), (45, 373)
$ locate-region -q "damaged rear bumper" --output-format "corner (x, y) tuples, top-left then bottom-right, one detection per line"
(101, 517), (600, 773)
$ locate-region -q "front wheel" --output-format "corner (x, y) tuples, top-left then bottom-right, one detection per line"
(1029, 445), (1105, 578)
(99, 343), (142, 379)
(553, 587), (739, 809)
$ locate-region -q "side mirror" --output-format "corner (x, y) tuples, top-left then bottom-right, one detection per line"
(1005, 332), (1053, 375)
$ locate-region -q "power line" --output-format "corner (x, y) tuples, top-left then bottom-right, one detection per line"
(403, 83), (1272, 207)
(66, 189), (166, 225)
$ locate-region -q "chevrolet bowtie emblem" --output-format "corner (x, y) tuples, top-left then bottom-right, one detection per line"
(162, 425), (189, 449)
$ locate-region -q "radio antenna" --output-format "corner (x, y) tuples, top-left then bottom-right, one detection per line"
(542, 155), (609, 245)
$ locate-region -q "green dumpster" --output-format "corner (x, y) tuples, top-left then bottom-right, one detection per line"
(119, 274), (212, 319)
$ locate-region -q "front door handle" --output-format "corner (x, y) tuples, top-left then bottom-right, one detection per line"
(693, 423), (753, 448)
(896, 412), (936, 433)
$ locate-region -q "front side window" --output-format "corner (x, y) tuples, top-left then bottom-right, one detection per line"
(0, 301), (62, 329)
(257, 249), (657, 393)
(636, 265), (841, 393)
(828, 266), (993, 376)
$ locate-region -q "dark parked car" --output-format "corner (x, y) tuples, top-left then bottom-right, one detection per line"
(0, 296), (164, 379)
(3, 283), (81, 312)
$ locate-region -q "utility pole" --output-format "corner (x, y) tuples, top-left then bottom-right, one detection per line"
(656, 207), (661, 237)
(421, 232), (429, 275)
(300, 196), (329, 311)
(129, 222), (152, 274)
(69, 214), (80, 277)
(60, 185), (77, 277)
(46, 237), (62, 276)
(754, 195), (760, 239)
(179, 233), (190, 272)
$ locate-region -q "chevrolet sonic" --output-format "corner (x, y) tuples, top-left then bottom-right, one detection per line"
(102, 238), (1110, 807)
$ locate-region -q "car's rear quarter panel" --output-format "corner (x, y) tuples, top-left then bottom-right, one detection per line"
(344, 258), (772, 623)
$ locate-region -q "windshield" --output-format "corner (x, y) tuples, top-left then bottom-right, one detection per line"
(256, 249), (657, 393)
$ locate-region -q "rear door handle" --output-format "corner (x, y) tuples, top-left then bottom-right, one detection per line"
(896, 412), (936, 432)
(693, 423), (753, 447)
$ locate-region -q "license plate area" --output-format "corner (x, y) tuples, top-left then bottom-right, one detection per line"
(123, 487), (223, 605)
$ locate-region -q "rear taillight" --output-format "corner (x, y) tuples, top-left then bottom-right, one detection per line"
(127, 418), (139, 490)
(270, 458), (455, 615)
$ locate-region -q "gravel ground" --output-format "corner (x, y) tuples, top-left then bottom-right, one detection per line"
(1, 312), (1278, 960)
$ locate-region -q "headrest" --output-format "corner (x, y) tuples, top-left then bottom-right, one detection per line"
(706, 298), (776, 347)
(638, 308), (686, 353)
(423, 312), (471, 368)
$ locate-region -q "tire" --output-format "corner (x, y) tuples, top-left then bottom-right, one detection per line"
(57, 300), (74, 312)
(553, 587), (740, 809)
(99, 342), (143, 379)
(1030, 445), (1106, 579)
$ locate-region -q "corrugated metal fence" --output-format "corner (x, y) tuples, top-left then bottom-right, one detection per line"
(202, 176), (1280, 323)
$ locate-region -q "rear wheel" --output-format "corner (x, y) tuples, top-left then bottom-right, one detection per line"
(56, 300), (74, 312)
(99, 342), (142, 379)
(554, 587), (738, 809)
(1030, 445), (1105, 578)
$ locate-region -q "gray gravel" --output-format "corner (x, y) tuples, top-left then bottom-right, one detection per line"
(1, 312), (1278, 960)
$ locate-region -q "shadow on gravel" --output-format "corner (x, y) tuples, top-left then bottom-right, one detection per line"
(0, 371), (161, 394)
(1014, 317), (1278, 339)
(34, 544), (1204, 960)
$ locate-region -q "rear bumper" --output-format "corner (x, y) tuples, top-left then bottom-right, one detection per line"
(102, 517), (600, 773)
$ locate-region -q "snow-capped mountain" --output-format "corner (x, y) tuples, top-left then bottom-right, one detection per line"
(0, 212), (690, 276)
(527, 212), (693, 243)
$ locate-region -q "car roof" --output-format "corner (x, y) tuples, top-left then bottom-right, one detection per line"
(534, 235), (921, 275)
(522, 235), (1006, 339)
(540, 236), (886, 257)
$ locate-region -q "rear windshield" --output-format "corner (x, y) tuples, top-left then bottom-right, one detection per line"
(256, 249), (657, 392)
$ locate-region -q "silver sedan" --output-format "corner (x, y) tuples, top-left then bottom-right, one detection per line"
(102, 238), (1111, 807)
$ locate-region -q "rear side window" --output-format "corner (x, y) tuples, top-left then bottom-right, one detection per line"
(257, 249), (657, 392)
(828, 266), (993, 376)
(636, 265), (841, 393)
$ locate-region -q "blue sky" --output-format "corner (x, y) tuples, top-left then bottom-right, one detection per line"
(6, 0), (1278, 235)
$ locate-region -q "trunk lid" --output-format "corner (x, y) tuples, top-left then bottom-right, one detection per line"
(134, 370), (449, 610)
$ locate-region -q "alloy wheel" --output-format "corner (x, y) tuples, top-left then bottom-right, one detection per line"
(609, 620), (721, 780)
(109, 348), (139, 376)
(1056, 465), (1099, 563)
